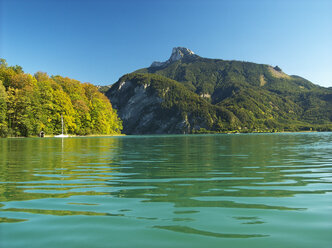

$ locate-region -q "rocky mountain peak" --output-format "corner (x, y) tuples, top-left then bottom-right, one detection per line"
(151, 47), (195, 67)
(169, 47), (195, 62)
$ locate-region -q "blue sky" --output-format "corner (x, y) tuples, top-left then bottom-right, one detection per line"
(1, 0), (331, 87)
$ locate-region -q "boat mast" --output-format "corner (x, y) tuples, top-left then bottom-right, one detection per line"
(61, 114), (64, 135)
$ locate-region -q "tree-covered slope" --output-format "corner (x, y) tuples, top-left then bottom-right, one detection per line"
(106, 73), (239, 134)
(0, 59), (122, 137)
(107, 47), (332, 134)
(136, 53), (327, 103)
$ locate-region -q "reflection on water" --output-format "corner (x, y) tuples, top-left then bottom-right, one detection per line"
(1, 133), (332, 248)
(153, 225), (268, 238)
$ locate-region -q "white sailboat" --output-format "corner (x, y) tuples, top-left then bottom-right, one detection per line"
(55, 115), (69, 138)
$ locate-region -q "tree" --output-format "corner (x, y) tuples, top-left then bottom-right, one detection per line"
(0, 59), (123, 136)
(0, 81), (8, 137)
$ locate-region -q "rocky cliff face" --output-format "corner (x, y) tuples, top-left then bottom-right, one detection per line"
(151, 47), (197, 67)
(106, 74), (197, 134)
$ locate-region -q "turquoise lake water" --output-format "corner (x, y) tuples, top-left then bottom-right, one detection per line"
(0, 133), (332, 247)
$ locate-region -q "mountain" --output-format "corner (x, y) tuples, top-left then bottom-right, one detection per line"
(96, 85), (112, 94)
(106, 47), (332, 134)
(150, 47), (198, 67)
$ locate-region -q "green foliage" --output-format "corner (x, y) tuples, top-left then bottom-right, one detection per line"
(0, 81), (8, 137)
(0, 58), (122, 137)
(113, 73), (240, 133)
(132, 55), (332, 133)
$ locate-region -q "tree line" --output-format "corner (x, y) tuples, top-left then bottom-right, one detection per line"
(0, 59), (122, 137)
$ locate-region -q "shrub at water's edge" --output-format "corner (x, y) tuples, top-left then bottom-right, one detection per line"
(0, 59), (122, 137)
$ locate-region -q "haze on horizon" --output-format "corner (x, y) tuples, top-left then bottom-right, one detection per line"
(1, 0), (331, 87)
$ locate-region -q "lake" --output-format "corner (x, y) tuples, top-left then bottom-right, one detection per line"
(1, 133), (332, 248)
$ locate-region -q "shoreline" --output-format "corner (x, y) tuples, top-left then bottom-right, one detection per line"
(5, 134), (126, 138)
(3, 130), (332, 139)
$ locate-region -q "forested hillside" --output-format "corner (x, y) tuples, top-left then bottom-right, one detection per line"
(107, 47), (332, 134)
(0, 59), (122, 137)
